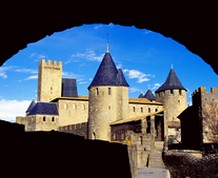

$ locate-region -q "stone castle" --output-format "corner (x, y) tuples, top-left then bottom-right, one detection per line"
(16, 46), (189, 172)
(16, 47), (188, 139)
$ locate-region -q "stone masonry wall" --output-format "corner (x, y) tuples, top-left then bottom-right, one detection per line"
(59, 122), (88, 138)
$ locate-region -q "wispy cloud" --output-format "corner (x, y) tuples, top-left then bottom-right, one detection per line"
(24, 75), (38, 80)
(29, 52), (47, 61)
(66, 49), (104, 64)
(0, 99), (31, 122)
(129, 87), (142, 94)
(0, 66), (15, 79)
(123, 69), (153, 83)
(62, 71), (83, 79)
(0, 69), (7, 79)
(151, 83), (161, 90)
(14, 68), (37, 74)
(0, 65), (38, 80)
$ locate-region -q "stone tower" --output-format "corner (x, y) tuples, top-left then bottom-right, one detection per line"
(155, 67), (187, 131)
(38, 59), (62, 102)
(88, 46), (129, 141)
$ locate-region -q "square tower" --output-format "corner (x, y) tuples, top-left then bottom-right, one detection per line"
(38, 59), (62, 102)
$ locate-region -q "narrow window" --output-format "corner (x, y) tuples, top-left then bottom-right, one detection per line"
(108, 87), (111, 95)
(133, 107), (136, 112)
(52, 117), (55, 122)
(96, 88), (99, 95)
(43, 116), (46, 121)
(141, 107), (143, 113)
(179, 89), (182, 95)
(140, 136), (143, 145)
(155, 108), (158, 112)
(148, 108), (151, 113)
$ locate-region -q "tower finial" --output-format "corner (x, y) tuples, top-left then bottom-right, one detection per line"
(171, 64), (174, 69)
(106, 33), (109, 53)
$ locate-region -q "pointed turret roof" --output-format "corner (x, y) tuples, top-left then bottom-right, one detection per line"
(155, 67), (187, 93)
(144, 89), (156, 101)
(138, 93), (144, 98)
(88, 51), (129, 89)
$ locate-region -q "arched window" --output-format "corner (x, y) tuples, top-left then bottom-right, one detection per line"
(43, 116), (46, 121)
(148, 108), (151, 113)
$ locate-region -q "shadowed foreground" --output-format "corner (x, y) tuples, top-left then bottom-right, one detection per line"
(163, 150), (218, 178)
(0, 120), (131, 178)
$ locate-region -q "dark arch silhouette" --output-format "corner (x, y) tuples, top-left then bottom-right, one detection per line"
(0, 1), (218, 75)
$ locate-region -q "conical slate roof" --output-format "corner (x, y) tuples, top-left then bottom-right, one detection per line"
(138, 93), (144, 98)
(155, 68), (187, 93)
(88, 52), (129, 89)
(144, 89), (156, 101)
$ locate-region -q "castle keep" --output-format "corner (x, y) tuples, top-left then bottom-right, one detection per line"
(16, 47), (190, 175)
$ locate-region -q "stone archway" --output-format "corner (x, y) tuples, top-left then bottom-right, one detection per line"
(0, 1), (218, 76)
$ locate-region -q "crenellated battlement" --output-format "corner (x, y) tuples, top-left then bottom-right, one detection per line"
(192, 86), (206, 97)
(41, 59), (62, 67)
(192, 86), (218, 97)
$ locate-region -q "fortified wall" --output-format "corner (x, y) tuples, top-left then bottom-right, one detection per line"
(192, 87), (218, 143)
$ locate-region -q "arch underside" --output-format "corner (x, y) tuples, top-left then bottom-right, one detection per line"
(0, 1), (217, 75)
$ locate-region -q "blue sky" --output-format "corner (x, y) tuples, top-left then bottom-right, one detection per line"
(0, 23), (218, 122)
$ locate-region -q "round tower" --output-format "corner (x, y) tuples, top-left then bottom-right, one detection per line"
(155, 67), (187, 132)
(88, 47), (129, 141)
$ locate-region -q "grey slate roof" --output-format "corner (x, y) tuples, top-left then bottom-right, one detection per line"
(62, 78), (78, 97)
(138, 93), (144, 98)
(138, 89), (156, 101)
(26, 100), (36, 114)
(88, 52), (129, 89)
(27, 102), (59, 116)
(144, 89), (156, 101)
(155, 68), (187, 93)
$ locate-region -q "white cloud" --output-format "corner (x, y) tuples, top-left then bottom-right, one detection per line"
(29, 52), (47, 61)
(24, 75), (38, 80)
(0, 99), (31, 123)
(62, 72), (83, 79)
(129, 87), (141, 94)
(0, 66), (38, 80)
(0, 71), (7, 79)
(68, 49), (104, 63)
(151, 83), (161, 90)
(0, 66), (14, 79)
(14, 68), (37, 74)
(123, 69), (152, 83)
